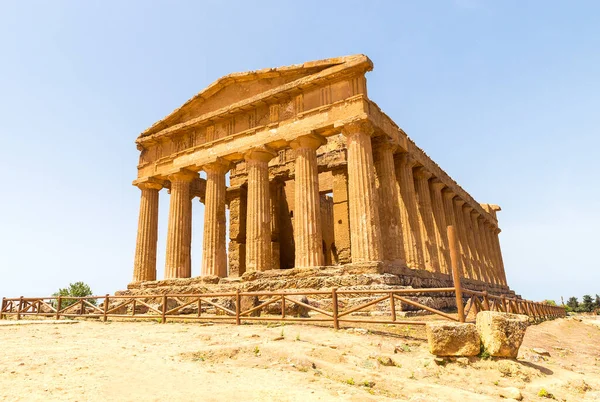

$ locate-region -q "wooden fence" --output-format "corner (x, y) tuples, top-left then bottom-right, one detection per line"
(0, 227), (566, 327)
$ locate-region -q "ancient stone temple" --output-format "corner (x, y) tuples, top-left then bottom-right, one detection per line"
(131, 55), (511, 296)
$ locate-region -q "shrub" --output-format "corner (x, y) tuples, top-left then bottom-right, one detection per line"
(52, 282), (95, 308)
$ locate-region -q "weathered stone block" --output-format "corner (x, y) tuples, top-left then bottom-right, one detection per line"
(263, 295), (310, 317)
(239, 295), (261, 317)
(426, 321), (480, 356)
(476, 311), (528, 358)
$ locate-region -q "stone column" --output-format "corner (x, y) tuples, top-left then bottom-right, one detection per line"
(228, 186), (247, 277)
(453, 198), (473, 279)
(492, 227), (507, 285)
(341, 121), (383, 263)
(413, 167), (439, 272)
(165, 170), (197, 279)
(201, 160), (230, 277)
(245, 147), (276, 272)
(373, 139), (405, 262)
(290, 134), (326, 268)
(394, 153), (424, 269)
(462, 204), (482, 281)
(470, 211), (489, 283)
(133, 181), (162, 282)
(270, 180), (283, 270)
(332, 168), (351, 264)
(478, 217), (497, 285)
(429, 179), (450, 274)
(442, 188), (463, 277)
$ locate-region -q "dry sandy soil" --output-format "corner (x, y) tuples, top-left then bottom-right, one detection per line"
(1, 316), (599, 401)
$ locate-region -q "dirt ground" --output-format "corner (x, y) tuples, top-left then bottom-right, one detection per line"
(1, 316), (599, 401)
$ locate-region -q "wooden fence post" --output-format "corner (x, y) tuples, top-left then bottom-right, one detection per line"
(56, 296), (62, 320)
(332, 288), (339, 330)
(235, 290), (241, 325)
(17, 296), (23, 320)
(447, 226), (465, 323)
(390, 292), (396, 322)
(103, 294), (109, 322)
(161, 295), (167, 324)
(281, 294), (286, 320)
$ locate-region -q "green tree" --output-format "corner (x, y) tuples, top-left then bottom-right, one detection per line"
(566, 296), (579, 312)
(52, 282), (95, 308)
(581, 295), (594, 313)
(542, 300), (557, 306)
(594, 294), (600, 309)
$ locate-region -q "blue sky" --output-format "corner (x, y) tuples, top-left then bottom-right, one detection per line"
(0, 1), (598, 303)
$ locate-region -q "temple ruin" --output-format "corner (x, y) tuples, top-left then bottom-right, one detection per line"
(131, 55), (511, 296)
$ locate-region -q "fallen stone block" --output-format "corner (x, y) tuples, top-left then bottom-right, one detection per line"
(499, 386), (523, 401)
(476, 311), (528, 358)
(426, 321), (480, 356)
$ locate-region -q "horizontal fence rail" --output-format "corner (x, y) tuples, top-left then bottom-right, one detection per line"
(0, 288), (566, 327)
(0, 227), (566, 327)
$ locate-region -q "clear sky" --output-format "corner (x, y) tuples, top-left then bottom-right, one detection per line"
(1, 1), (598, 303)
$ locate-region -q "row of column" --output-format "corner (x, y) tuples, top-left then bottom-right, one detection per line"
(133, 133), (329, 281)
(342, 121), (506, 287)
(366, 128), (507, 285)
(133, 120), (506, 286)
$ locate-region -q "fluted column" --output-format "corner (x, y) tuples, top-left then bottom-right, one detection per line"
(470, 211), (489, 283)
(291, 134), (326, 268)
(429, 179), (450, 274)
(462, 204), (482, 281)
(442, 188), (464, 277)
(453, 198), (473, 279)
(481, 221), (496, 284)
(245, 147), (276, 272)
(373, 139), (405, 262)
(133, 181), (162, 282)
(201, 159), (230, 277)
(394, 153), (424, 268)
(478, 217), (497, 285)
(270, 180), (283, 270)
(341, 121), (383, 262)
(165, 170), (197, 279)
(413, 167), (439, 272)
(492, 227), (507, 285)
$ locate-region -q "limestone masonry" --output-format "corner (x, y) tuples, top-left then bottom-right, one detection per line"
(131, 55), (509, 294)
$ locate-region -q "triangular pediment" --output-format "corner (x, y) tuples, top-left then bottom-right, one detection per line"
(140, 55), (372, 138)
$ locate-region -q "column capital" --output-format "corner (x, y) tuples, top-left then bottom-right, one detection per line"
(482, 220), (497, 230)
(289, 133), (326, 151)
(167, 169), (198, 183)
(442, 187), (456, 199)
(413, 166), (432, 180)
(203, 158), (232, 174)
(340, 120), (374, 137)
(135, 178), (163, 191)
(395, 152), (417, 167)
(454, 197), (466, 207)
(429, 178), (446, 191)
(470, 209), (480, 218)
(462, 203), (474, 213)
(244, 146), (277, 163)
(371, 136), (398, 152)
